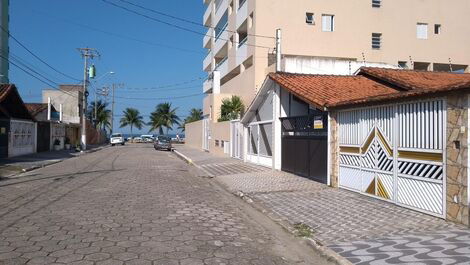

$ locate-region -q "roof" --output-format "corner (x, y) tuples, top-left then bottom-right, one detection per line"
(0, 84), (35, 120)
(266, 68), (470, 110)
(268, 72), (398, 109)
(359, 67), (470, 91)
(25, 103), (48, 116)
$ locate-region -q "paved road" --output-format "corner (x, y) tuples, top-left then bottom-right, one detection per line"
(0, 145), (331, 265)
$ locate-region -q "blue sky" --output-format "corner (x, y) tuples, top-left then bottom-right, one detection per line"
(9, 0), (205, 134)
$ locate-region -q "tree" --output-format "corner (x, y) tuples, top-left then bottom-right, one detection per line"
(87, 100), (111, 133)
(218, 96), (245, 122)
(148, 102), (180, 135)
(178, 108), (203, 132)
(119, 108), (144, 137)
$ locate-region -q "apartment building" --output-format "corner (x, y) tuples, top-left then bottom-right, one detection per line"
(196, 0), (470, 156)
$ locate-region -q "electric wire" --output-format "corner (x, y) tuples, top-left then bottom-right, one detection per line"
(100, 0), (273, 49)
(0, 25), (81, 82)
(116, 0), (276, 39)
(114, 92), (202, 101)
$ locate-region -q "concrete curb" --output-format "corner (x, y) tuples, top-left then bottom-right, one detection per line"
(172, 149), (215, 178)
(174, 148), (351, 265)
(3, 145), (109, 179)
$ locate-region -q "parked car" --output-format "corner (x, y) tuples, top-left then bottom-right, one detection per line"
(141, 135), (155, 143)
(154, 136), (172, 151)
(110, 133), (125, 146)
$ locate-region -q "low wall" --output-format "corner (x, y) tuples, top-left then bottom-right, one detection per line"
(210, 120), (230, 156)
(185, 120), (203, 149)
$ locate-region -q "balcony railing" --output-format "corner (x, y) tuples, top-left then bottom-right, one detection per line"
(215, 23), (228, 40)
(238, 37), (248, 48)
(215, 57), (228, 70)
(238, 0), (247, 10)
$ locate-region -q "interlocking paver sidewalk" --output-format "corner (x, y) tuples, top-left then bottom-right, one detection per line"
(175, 145), (470, 265)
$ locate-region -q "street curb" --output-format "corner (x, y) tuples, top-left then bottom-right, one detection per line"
(172, 149), (215, 178)
(233, 192), (352, 265)
(4, 145), (109, 178)
(176, 149), (351, 265)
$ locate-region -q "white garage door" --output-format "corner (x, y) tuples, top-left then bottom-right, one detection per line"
(338, 99), (445, 217)
(9, 119), (35, 157)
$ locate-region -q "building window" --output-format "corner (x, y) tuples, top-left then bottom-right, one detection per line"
(414, 62), (430, 71)
(434, 24), (441, 34)
(398, 61), (408, 69)
(417, 23), (428, 39)
(306, 12), (314, 25)
(372, 33), (382, 49)
(322, 14), (334, 32)
(372, 0), (381, 7)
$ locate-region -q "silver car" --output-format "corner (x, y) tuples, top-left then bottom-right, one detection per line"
(110, 133), (125, 146)
(154, 136), (172, 151)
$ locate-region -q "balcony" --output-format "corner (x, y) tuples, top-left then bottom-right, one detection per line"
(214, 0), (228, 27)
(215, 57), (228, 78)
(203, 78), (213, 94)
(203, 1), (213, 26)
(203, 52), (213, 72)
(236, 38), (248, 65)
(203, 28), (214, 49)
(214, 25), (228, 55)
(236, 0), (248, 28)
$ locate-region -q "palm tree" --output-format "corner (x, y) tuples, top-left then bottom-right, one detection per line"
(119, 108), (144, 138)
(87, 100), (112, 133)
(219, 96), (245, 122)
(178, 108), (203, 132)
(148, 102), (180, 135)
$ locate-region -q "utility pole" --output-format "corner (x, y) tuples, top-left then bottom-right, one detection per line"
(275, 29), (282, 72)
(109, 83), (123, 135)
(77, 48), (100, 151)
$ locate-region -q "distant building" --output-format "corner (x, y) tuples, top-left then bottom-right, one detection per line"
(0, 0), (9, 83)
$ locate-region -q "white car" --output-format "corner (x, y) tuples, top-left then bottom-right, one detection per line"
(110, 133), (125, 146)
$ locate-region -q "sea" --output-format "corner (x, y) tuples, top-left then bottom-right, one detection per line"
(122, 133), (184, 139)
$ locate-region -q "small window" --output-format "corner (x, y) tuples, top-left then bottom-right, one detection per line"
(398, 61), (408, 69)
(434, 24), (441, 34)
(322, 14), (334, 32)
(372, 0), (381, 7)
(417, 23), (428, 39)
(306, 12), (314, 25)
(372, 33), (382, 49)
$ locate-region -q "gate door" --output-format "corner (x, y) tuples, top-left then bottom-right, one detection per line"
(281, 113), (328, 184)
(0, 119), (9, 158)
(338, 100), (445, 217)
(37, 122), (50, 152)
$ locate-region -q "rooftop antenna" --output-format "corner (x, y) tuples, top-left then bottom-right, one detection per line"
(448, 58), (453, 72)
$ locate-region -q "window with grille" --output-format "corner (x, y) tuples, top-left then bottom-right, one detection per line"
(434, 24), (441, 34)
(372, 33), (382, 49)
(372, 0), (381, 8)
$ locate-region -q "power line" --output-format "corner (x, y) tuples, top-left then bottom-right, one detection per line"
(114, 93), (202, 101)
(120, 85), (201, 93)
(100, 0), (273, 49)
(117, 0), (276, 40)
(0, 25), (81, 82)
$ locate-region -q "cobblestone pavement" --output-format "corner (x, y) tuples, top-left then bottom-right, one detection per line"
(0, 145), (331, 265)
(175, 145), (470, 265)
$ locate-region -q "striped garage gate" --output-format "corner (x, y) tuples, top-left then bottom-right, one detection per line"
(338, 99), (445, 217)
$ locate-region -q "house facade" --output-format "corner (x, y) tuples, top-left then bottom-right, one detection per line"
(0, 84), (36, 158)
(25, 103), (65, 152)
(242, 67), (470, 226)
(194, 0), (470, 157)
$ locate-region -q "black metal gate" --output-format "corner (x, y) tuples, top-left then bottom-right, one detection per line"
(280, 112), (328, 184)
(37, 122), (50, 152)
(0, 119), (9, 158)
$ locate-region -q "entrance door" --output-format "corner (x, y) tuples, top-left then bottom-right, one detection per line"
(280, 113), (328, 184)
(0, 119), (9, 158)
(37, 122), (50, 152)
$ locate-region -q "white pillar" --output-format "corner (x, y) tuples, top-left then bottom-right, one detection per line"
(243, 126), (249, 163)
(327, 113), (332, 186)
(59, 104), (63, 122)
(47, 97), (51, 121)
(273, 85), (282, 170)
(213, 71), (221, 94)
(276, 29), (282, 72)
